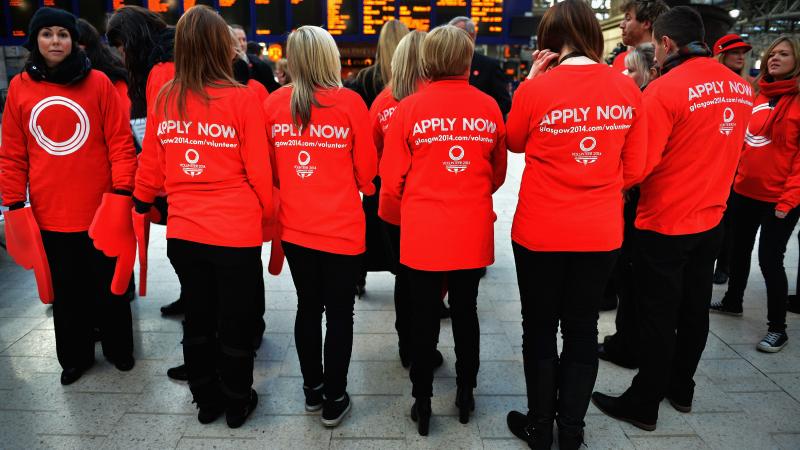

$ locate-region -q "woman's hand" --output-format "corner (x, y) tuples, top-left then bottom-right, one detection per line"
(527, 49), (559, 80)
(776, 209), (788, 219)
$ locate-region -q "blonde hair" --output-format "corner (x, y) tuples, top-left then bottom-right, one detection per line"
(275, 58), (290, 81)
(422, 25), (473, 80)
(376, 20), (410, 86)
(756, 35), (800, 90)
(286, 26), (342, 130)
(390, 30), (427, 101)
(625, 43), (656, 88)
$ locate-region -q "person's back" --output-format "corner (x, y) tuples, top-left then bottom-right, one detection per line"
(507, 63), (645, 252)
(636, 56), (754, 235)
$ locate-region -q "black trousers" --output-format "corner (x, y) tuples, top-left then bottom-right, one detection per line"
(382, 221), (412, 359)
(715, 191), (735, 275)
(627, 224), (723, 415)
(513, 243), (618, 414)
(722, 192), (800, 332)
(408, 267), (482, 398)
(283, 241), (362, 400)
(361, 176), (392, 279)
(41, 231), (133, 370)
(167, 239), (263, 405)
(603, 188), (640, 363)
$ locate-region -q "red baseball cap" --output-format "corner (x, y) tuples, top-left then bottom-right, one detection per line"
(713, 34), (752, 56)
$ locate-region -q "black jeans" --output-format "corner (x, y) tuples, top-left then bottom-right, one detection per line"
(627, 224), (723, 416)
(722, 192), (800, 332)
(603, 188), (640, 363)
(167, 239), (263, 405)
(382, 221), (412, 359)
(283, 241), (362, 400)
(408, 267), (483, 398)
(513, 243), (618, 415)
(715, 189), (735, 275)
(41, 231), (134, 370)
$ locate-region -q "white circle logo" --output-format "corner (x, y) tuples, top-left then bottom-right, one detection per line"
(449, 145), (465, 161)
(298, 151), (311, 166)
(580, 137), (597, 152)
(28, 96), (91, 156)
(723, 107), (734, 123)
(185, 149), (199, 164)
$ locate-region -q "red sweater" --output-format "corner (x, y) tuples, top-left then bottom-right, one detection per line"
(381, 78), (507, 271)
(114, 80), (132, 121)
(146, 62), (175, 113)
(612, 50), (629, 72)
(506, 64), (647, 252)
(0, 70), (137, 232)
(134, 84), (273, 247)
(370, 87), (401, 225)
(734, 93), (800, 212)
(264, 86), (377, 255)
(635, 57), (754, 235)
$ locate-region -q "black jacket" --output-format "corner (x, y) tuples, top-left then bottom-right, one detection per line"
(469, 52), (511, 116)
(247, 54), (281, 93)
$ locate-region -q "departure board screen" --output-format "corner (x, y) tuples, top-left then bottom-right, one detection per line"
(397, 0), (431, 31)
(472, 0), (503, 35)
(434, 0), (468, 26)
(147, 0), (182, 24)
(363, 0), (396, 35)
(44, 0), (75, 11)
(327, 0), (359, 35)
(183, 0), (216, 9)
(113, 0), (144, 9)
(10, 0), (36, 38)
(292, 0), (323, 27)
(219, 0), (251, 34)
(255, 0), (287, 36)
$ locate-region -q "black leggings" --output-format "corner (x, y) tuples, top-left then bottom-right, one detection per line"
(722, 192), (800, 332)
(167, 239), (263, 405)
(283, 241), (362, 400)
(41, 231), (133, 370)
(408, 267), (483, 399)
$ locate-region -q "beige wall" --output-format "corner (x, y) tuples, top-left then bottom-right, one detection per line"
(602, 13), (624, 59)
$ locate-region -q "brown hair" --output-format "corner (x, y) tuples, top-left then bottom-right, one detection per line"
(158, 5), (239, 118)
(756, 36), (800, 89)
(422, 25), (473, 80)
(620, 0), (670, 25)
(537, 0), (604, 63)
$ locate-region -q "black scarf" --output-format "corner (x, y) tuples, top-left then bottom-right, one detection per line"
(25, 48), (91, 85)
(661, 41), (712, 75)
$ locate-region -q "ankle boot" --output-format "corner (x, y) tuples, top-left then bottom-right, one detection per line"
(410, 397), (432, 436)
(455, 386), (475, 424)
(556, 361), (597, 450)
(529, 358), (558, 449)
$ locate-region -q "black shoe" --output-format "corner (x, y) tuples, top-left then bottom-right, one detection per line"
(757, 331), (788, 353)
(321, 392), (352, 427)
(410, 398), (431, 436)
(432, 350), (444, 370)
(591, 392), (656, 432)
(558, 428), (585, 450)
(226, 389), (258, 428)
(197, 401), (225, 424)
(713, 268), (729, 284)
(506, 410), (552, 450)
(666, 382), (694, 413)
(60, 364), (91, 386)
(597, 340), (638, 370)
(709, 300), (743, 317)
(161, 299), (185, 316)
(303, 384), (324, 412)
(167, 364), (188, 381)
(455, 387), (475, 424)
(109, 355), (135, 372)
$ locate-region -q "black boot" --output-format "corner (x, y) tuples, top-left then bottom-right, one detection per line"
(191, 381), (225, 424)
(410, 397), (432, 436)
(556, 361), (597, 450)
(591, 391), (657, 432)
(226, 389), (258, 428)
(455, 386), (475, 424)
(161, 298), (185, 316)
(515, 358), (558, 449)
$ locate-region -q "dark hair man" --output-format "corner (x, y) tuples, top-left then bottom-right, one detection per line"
(612, 0), (669, 71)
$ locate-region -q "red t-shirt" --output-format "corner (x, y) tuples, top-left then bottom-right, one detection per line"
(381, 78), (507, 271)
(506, 64), (647, 252)
(264, 86), (377, 255)
(735, 92), (800, 212)
(370, 87), (401, 225)
(636, 57), (755, 235)
(0, 70), (137, 231)
(134, 84), (273, 248)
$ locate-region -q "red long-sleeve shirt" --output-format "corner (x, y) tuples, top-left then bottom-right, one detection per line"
(0, 70), (137, 231)
(370, 87), (401, 225)
(264, 86), (377, 255)
(734, 92), (800, 212)
(381, 78), (507, 271)
(134, 84), (273, 248)
(114, 79), (131, 121)
(506, 64), (647, 252)
(635, 57), (754, 235)
(146, 62), (175, 114)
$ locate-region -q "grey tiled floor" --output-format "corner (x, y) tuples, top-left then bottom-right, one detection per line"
(1, 154), (800, 449)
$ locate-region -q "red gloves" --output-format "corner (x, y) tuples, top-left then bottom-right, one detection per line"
(262, 187), (285, 275)
(89, 193), (136, 296)
(269, 239), (285, 276)
(132, 210), (150, 296)
(3, 208), (54, 303)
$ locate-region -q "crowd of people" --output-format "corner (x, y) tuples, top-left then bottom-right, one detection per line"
(0, 0), (798, 447)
